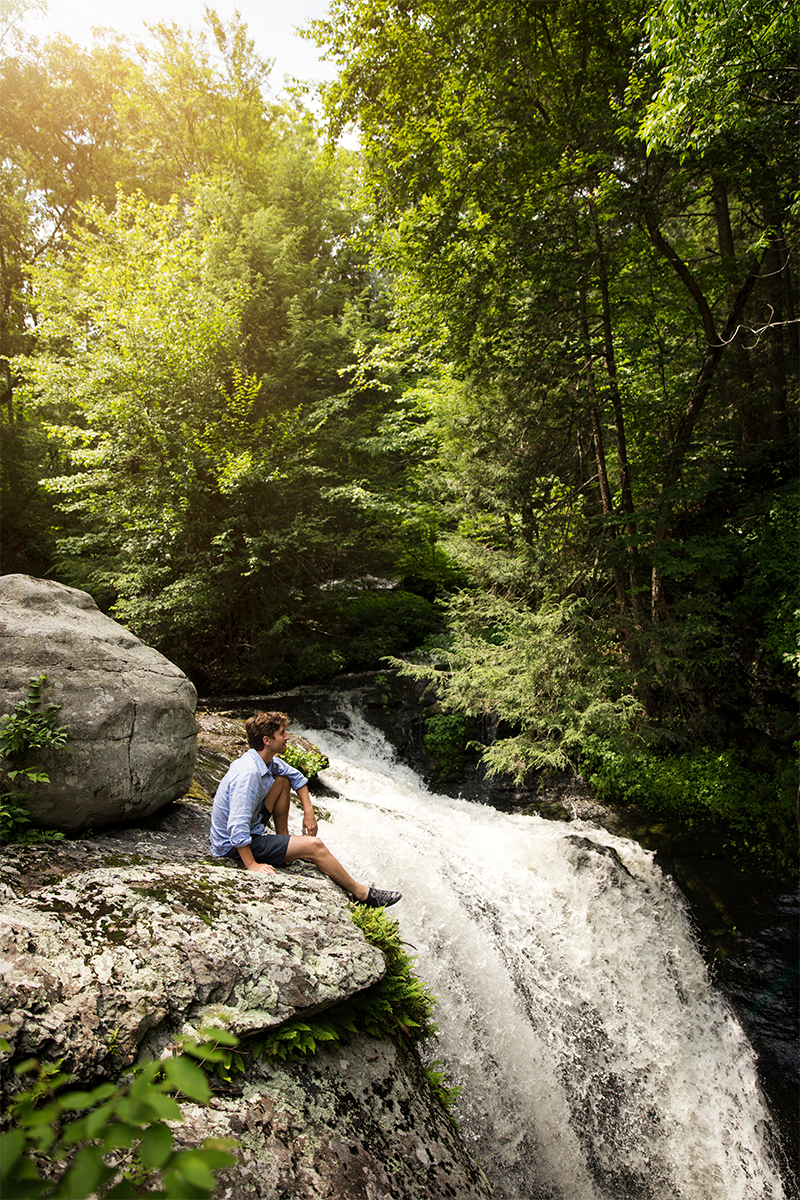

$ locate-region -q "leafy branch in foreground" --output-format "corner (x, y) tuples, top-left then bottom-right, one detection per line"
(0, 675), (67, 845)
(0, 1029), (238, 1199)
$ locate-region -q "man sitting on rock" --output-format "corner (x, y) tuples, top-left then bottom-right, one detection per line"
(210, 710), (401, 909)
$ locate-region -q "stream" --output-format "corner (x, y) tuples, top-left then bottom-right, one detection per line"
(289, 702), (794, 1200)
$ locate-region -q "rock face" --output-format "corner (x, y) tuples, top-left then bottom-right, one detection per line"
(0, 864), (386, 1089)
(0, 573), (197, 831)
(0, 826), (493, 1200)
(176, 1035), (493, 1200)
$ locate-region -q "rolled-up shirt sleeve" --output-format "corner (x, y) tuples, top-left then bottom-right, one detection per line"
(270, 755), (308, 792)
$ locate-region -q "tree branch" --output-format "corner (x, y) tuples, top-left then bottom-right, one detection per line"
(643, 208), (718, 347)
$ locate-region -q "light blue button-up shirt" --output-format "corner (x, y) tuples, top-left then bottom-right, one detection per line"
(210, 748), (308, 858)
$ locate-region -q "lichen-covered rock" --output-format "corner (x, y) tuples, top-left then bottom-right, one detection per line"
(174, 1034), (494, 1200)
(0, 573), (197, 831)
(0, 863), (385, 1093)
(0, 729), (493, 1199)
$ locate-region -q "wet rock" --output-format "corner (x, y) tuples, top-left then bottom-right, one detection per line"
(174, 1035), (494, 1200)
(563, 835), (634, 883)
(0, 574), (197, 831)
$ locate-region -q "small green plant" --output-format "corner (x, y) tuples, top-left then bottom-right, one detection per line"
(423, 713), (470, 780)
(247, 907), (458, 1116)
(423, 1060), (462, 1121)
(250, 907), (438, 1063)
(281, 740), (329, 779)
(375, 673), (392, 706)
(187, 1030), (246, 1084)
(0, 1028), (239, 1199)
(250, 902), (438, 1065)
(0, 675), (68, 845)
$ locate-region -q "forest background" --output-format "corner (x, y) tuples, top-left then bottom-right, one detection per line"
(1, 0), (797, 875)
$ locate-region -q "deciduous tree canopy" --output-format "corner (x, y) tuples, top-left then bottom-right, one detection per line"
(1, 0), (796, 869)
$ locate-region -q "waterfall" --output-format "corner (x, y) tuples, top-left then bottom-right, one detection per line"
(297, 705), (785, 1200)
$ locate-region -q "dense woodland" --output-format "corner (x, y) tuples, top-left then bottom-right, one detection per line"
(1, 0), (797, 872)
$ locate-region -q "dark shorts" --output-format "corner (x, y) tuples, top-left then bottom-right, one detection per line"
(227, 833), (291, 868)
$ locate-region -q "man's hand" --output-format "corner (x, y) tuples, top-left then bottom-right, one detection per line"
(303, 811), (318, 837)
(247, 861), (276, 874)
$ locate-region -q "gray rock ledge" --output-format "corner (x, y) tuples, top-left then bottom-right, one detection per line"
(0, 863), (385, 1090)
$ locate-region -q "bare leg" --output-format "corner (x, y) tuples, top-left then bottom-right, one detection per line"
(283, 835), (369, 902)
(263, 776), (292, 835)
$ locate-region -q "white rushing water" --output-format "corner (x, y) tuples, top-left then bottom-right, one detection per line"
(297, 707), (784, 1200)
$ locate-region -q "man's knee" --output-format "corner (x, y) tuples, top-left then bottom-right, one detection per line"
(284, 835), (327, 866)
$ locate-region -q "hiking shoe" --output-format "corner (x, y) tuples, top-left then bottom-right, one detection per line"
(364, 886), (402, 909)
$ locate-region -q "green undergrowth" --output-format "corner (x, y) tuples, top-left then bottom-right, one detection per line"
(0, 676), (68, 847)
(249, 907), (437, 1058)
(280, 741), (329, 779)
(580, 737), (799, 878)
(423, 713), (471, 781)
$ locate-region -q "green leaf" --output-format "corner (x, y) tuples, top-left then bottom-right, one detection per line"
(54, 1145), (111, 1199)
(100, 1121), (140, 1151)
(159, 1173), (209, 1200)
(139, 1121), (174, 1170)
(14, 1058), (41, 1077)
(116, 1090), (183, 1124)
(194, 1141), (237, 1169)
(162, 1055), (211, 1103)
(0, 1128), (27, 1183)
(59, 1083), (117, 1111)
(195, 1026), (239, 1047)
(82, 1099), (117, 1140)
(168, 1150), (217, 1191)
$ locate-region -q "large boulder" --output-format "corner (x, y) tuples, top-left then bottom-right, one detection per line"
(0, 574), (197, 831)
(175, 1033), (494, 1200)
(0, 864), (386, 1090)
(0, 854), (493, 1200)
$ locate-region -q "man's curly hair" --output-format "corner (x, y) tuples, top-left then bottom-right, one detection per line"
(245, 711), (290, 750)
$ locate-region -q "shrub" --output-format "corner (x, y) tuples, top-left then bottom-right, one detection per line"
(0, 676), (67, 845)
(423, 714), (470, 780)
(280, 741), (329, 779)
(581, 736), (798, 877)
(0, 1030), (238, 1199)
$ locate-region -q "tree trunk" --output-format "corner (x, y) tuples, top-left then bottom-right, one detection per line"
(643, 207), (764, 620)
(712, 180), (759, 446)
(576, 272), (626, 610)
